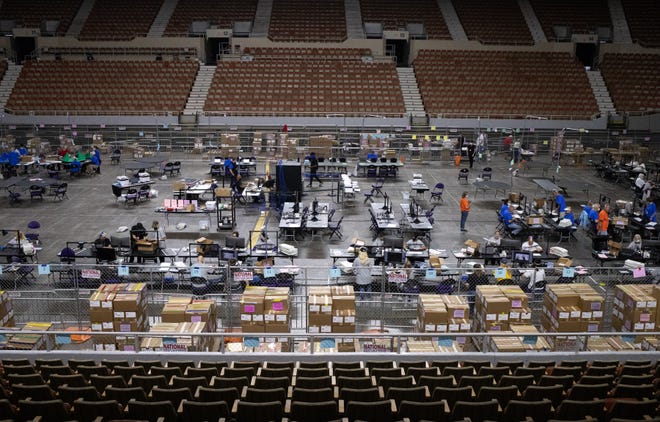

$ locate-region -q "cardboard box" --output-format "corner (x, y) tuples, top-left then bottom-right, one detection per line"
(308, 295), (333, 313)
(113, 293), (143, 312)
(162, 303), (188, 323)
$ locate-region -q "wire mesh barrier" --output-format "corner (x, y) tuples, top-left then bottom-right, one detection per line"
(0, 262), (656, 341)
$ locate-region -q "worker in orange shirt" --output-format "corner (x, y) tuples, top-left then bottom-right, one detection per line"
(460, 191), (471, 232)
(597, 203), (610, 236)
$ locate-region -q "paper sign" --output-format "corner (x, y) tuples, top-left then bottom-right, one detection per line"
(234, 271), (253, 281)
(495, 268), (506, 278)
(272, 302), (284, 311)
(437, 337), (453, 347)
(243, 305), (255, 313)
(633, 267), (646, 278)
(244, 337), (260, 347)
(191, 315), (202, 322)
(118, 266), (129, 276)
(56, 335), (71, 345)
(621, 335), (636, 343)
(436, 135), (441, 141)
(0, 266), (3, 274)
(431, 126), (436, 131)
(443, 135), (449, 141)
(191, 267), (201, 277)
(523, 335), (538, 345)
(425, 268), (437, 279)
(329, 267), (341, 278)
(264, 267), (276, 278)
(81, 269), (101, 279)
(563, 267), (575, 278)
(320, 338), (336, 349)
(424, 135), (430, 141)
(38, 264), (50, 275)
(411, 135), (417, 140)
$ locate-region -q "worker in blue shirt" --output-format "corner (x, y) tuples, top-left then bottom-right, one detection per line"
(644, 198), (657, 222)
(564, 207), (575, 224)
(554, 189), (566, 215)
(223, 157), (236, 180)
(502, 205), (522, 236)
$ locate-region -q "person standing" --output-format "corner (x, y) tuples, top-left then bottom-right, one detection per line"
(151, 221), (167, 263)
(467, 143), (476, 169)
(353, 247), (372, 300)
(93, 146), (102, 174)
(597, 203), (610, 236)
(553, 189), (567, 216)
(129, 222), (147, 263)
(307, 152), (323, 188)
(460, 191), (471, 232)
(644, 198), (657, 222)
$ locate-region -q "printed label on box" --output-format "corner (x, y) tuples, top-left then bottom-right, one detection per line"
(191, 315), (202, 322)
(272, 302), (284, 311)
(345, 316), (355, 324)
(582, 312), (592, 319)
(321, 325), (332, 333)
(114, 311), (124, 318)
(253, 314), (264, 322)
(571, 310), (581, 318)
(510, 311), (520, 319)
(321, 305), (332, 313)
(460, 323), (470, 330)
(89, 300), (101, 308)
(453, 309), (465, 318)
(640, 313), (650, 322)
(91, 323), (102, 331)
(240, 314), (252, 321)
(593, 311), (603, 318)
(645, 322), (655, 330)
(511, 300), (522, 308)
(559, 312), (569, 319)
(635, 323), (645, 330)
(126, 311), (136, 318)
(591, 301), (601, 311)
(309, 305), (320, 312)
(437, 324), (448, 332)
(120, 324), (131, 332)
(425, 323), (436, 331)
(647, 301), (657, 309)
(276, 314), (287, 322)
(333, 316), (343, 323)
(103, 322), (113, 329)
(521, 312), (532, 319)
(243, 304), (255, 313)
(498, 313), (509, 321)
(264, 314), (275, 321)
(448, 323), (459, 331)
(308, 326), (320, 333)
(637, 301), (647, 308)
(486, 313), (496, 321)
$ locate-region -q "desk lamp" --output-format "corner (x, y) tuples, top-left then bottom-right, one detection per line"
(311, 198), (319, 222)
(382, 193), (389, 210)
(293, 202), (300, 214)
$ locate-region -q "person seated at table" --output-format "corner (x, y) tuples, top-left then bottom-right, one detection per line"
(129, 222), (147, 264)
(76, 150), (89, 162)
(644, 198), (657, 223)
(499, 199), (509, 216)
(89, 150), (101, 174)
(486, 230), (502, 247)
(626, 234), (644, 256)
(61, 152), (73, 163)
(8, 231), (30, 247)
(642, 180), (654, 202)
(231, 173), (245, 194)
(563, 207), (575, 225)
(502, 205), (522, 236)
(635, 173), (646, 194)
(94, 231), (112, 249)
(521, 236), (543, 253)
(404, 235), (427, 252)
(494, 259), (513, 283)
(464, 264), (489, 312)
(521, 264), (546, 293)
(58, 147), (70, 158)
(366, 151), (379, 161)
(553, 189), (566, 216)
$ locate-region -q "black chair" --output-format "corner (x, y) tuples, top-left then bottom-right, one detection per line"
(499, 374), (535, 391)
(344, 400), (396, 422)
(431, 386), (472, 409)
(481, 167), (492, 180)
(180, 400), (230, 422)
(18, 399), (71, 422)
(291, 387), (334, 403)
(607, 399), (659, 421)
(522, 384), (565, 408)
(295, 367), (331, 378)
(30, 185), (45, 200)
(294, 376), (333, 389)
(72, 399), (124, 422)
(57, 385), (100, 404)
(451, 399), (499, 422)
(166, 361), (196, 372)
(151, 386), (193, 408)
(501, 399), (553, 422)
(49, 373), (87, 389)
(327, 215), (344, 240)
(476, 385), (519, 407)
(7, 373), (46, 385)
(336, 376), (374, 391)
(407, 367), (439, 383)
(339, 387), (382, 403)
(244, 387), (287, 405)
(397, 399), (449, 422)
(126, 399), (178, 422)
(12, 384), (56, 401)
(386, 386), (428, 405)
(566, 383), (610, 400)
(103, 386), (147, 407)
(210, 376), (250, 390)
(114, 365), (146, 383)
(196, 386), (239, 405)
(458, 168), (469, 184)
(172, 161), (181, 174)
(417, 375), (454, 392)
(554, 399), (606, 421)
(290, 400), (340, 422)
(234, 400), (284, 422)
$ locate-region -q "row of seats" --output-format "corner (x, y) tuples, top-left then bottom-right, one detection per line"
(6, 60), (198, 115)
(268, 0), (347, 42)
(622, 0), (660, 47)
(359, 0), (451, 39)
(205, 58), (405, 115)
(78, 0), (163, 40)
(243, 47), (372, 59)
(164, 0), (258, 35)
(452, 0), (534, 45)
(600, 53), (660, 112)
(529, 0), (613, 40)
(1, 358), (658, 422)
(414, 50), (599, 118)
(0, 0), (82, 35)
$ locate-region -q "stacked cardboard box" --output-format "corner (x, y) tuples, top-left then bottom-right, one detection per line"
(587, 336), (638, 352)
(220, 133), (240, 157)
(161, 296), (217, 351)
(488, 324), (551, 352)
(612, 285), (658, 338)
(418, 294), (471, 334)
(331, 286), (356, 352)
(309, 135), (335, 158)
(0, 291), (15, 328)
(308, 286), (333, 335)
(6, 322), (53, 350)
(140, 322), (207, 352)
(240, 286), (268, 333)
(541, 284), (604, 350)
(88, 283), (149, 352)
(474, 286), (531, 333)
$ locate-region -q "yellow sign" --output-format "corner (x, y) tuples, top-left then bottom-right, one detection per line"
(431, 126), (436, 131)
(424, 135), (430, 141)
(412, 135), (417, 140)
(436, 135), (441, 141)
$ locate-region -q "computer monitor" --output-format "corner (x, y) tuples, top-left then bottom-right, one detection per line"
(514, 252), (532, 263)
(383, 236), (403, 249)
(226, 236), (246, 249)
(221, 248), (238, 261)
(384, 250), (405, 265)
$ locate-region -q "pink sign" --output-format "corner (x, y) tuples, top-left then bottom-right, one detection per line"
(272, 302), (284, 311)
(511, 300), (522, 308)
(191, 315), (202, 322)
(633, 267), (646, 278)
(243, 304), (255, 313)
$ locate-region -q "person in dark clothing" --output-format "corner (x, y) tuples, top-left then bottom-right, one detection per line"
(467, 143), (476, 169)
(129, 222), (147, 263)
(308, 152), (323, 188)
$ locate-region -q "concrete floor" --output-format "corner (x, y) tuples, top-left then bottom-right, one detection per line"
(0, 150), (638, 269)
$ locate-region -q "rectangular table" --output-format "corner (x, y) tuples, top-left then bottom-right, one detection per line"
(370, 203), (400, 237)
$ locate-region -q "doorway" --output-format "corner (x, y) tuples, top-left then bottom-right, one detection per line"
(13, 37), (36, 64)
(575, 43), (598, 68)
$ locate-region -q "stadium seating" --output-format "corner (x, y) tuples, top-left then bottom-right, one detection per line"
(622, 0), (660, 47)
(414, 50), (599, 119)
(268, 0), (347, 42)
(78, 0), (163, 40)
(529, 0), (612, 41)
(204, 48), (404, 116)
(600, 53), (660, 113)
(1, 358), (658, 421)
(452, 0), (534, 45)
(0, 0), (82, 35)
(359, 0), (451, 39)
(6, 60), (198, 115)
(164, 0), (258, 36)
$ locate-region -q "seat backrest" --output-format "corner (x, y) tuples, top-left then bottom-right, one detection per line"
(452, 399), (499, 422)
(290, 400), (339, 422)
(128, 399), (177, 422)
(235, 400), (283, 422)
(291, 387), (334, 402)
(345, 400), (394, 422)
(73, 399), (123, 422)
(181, 400), (230, 421)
